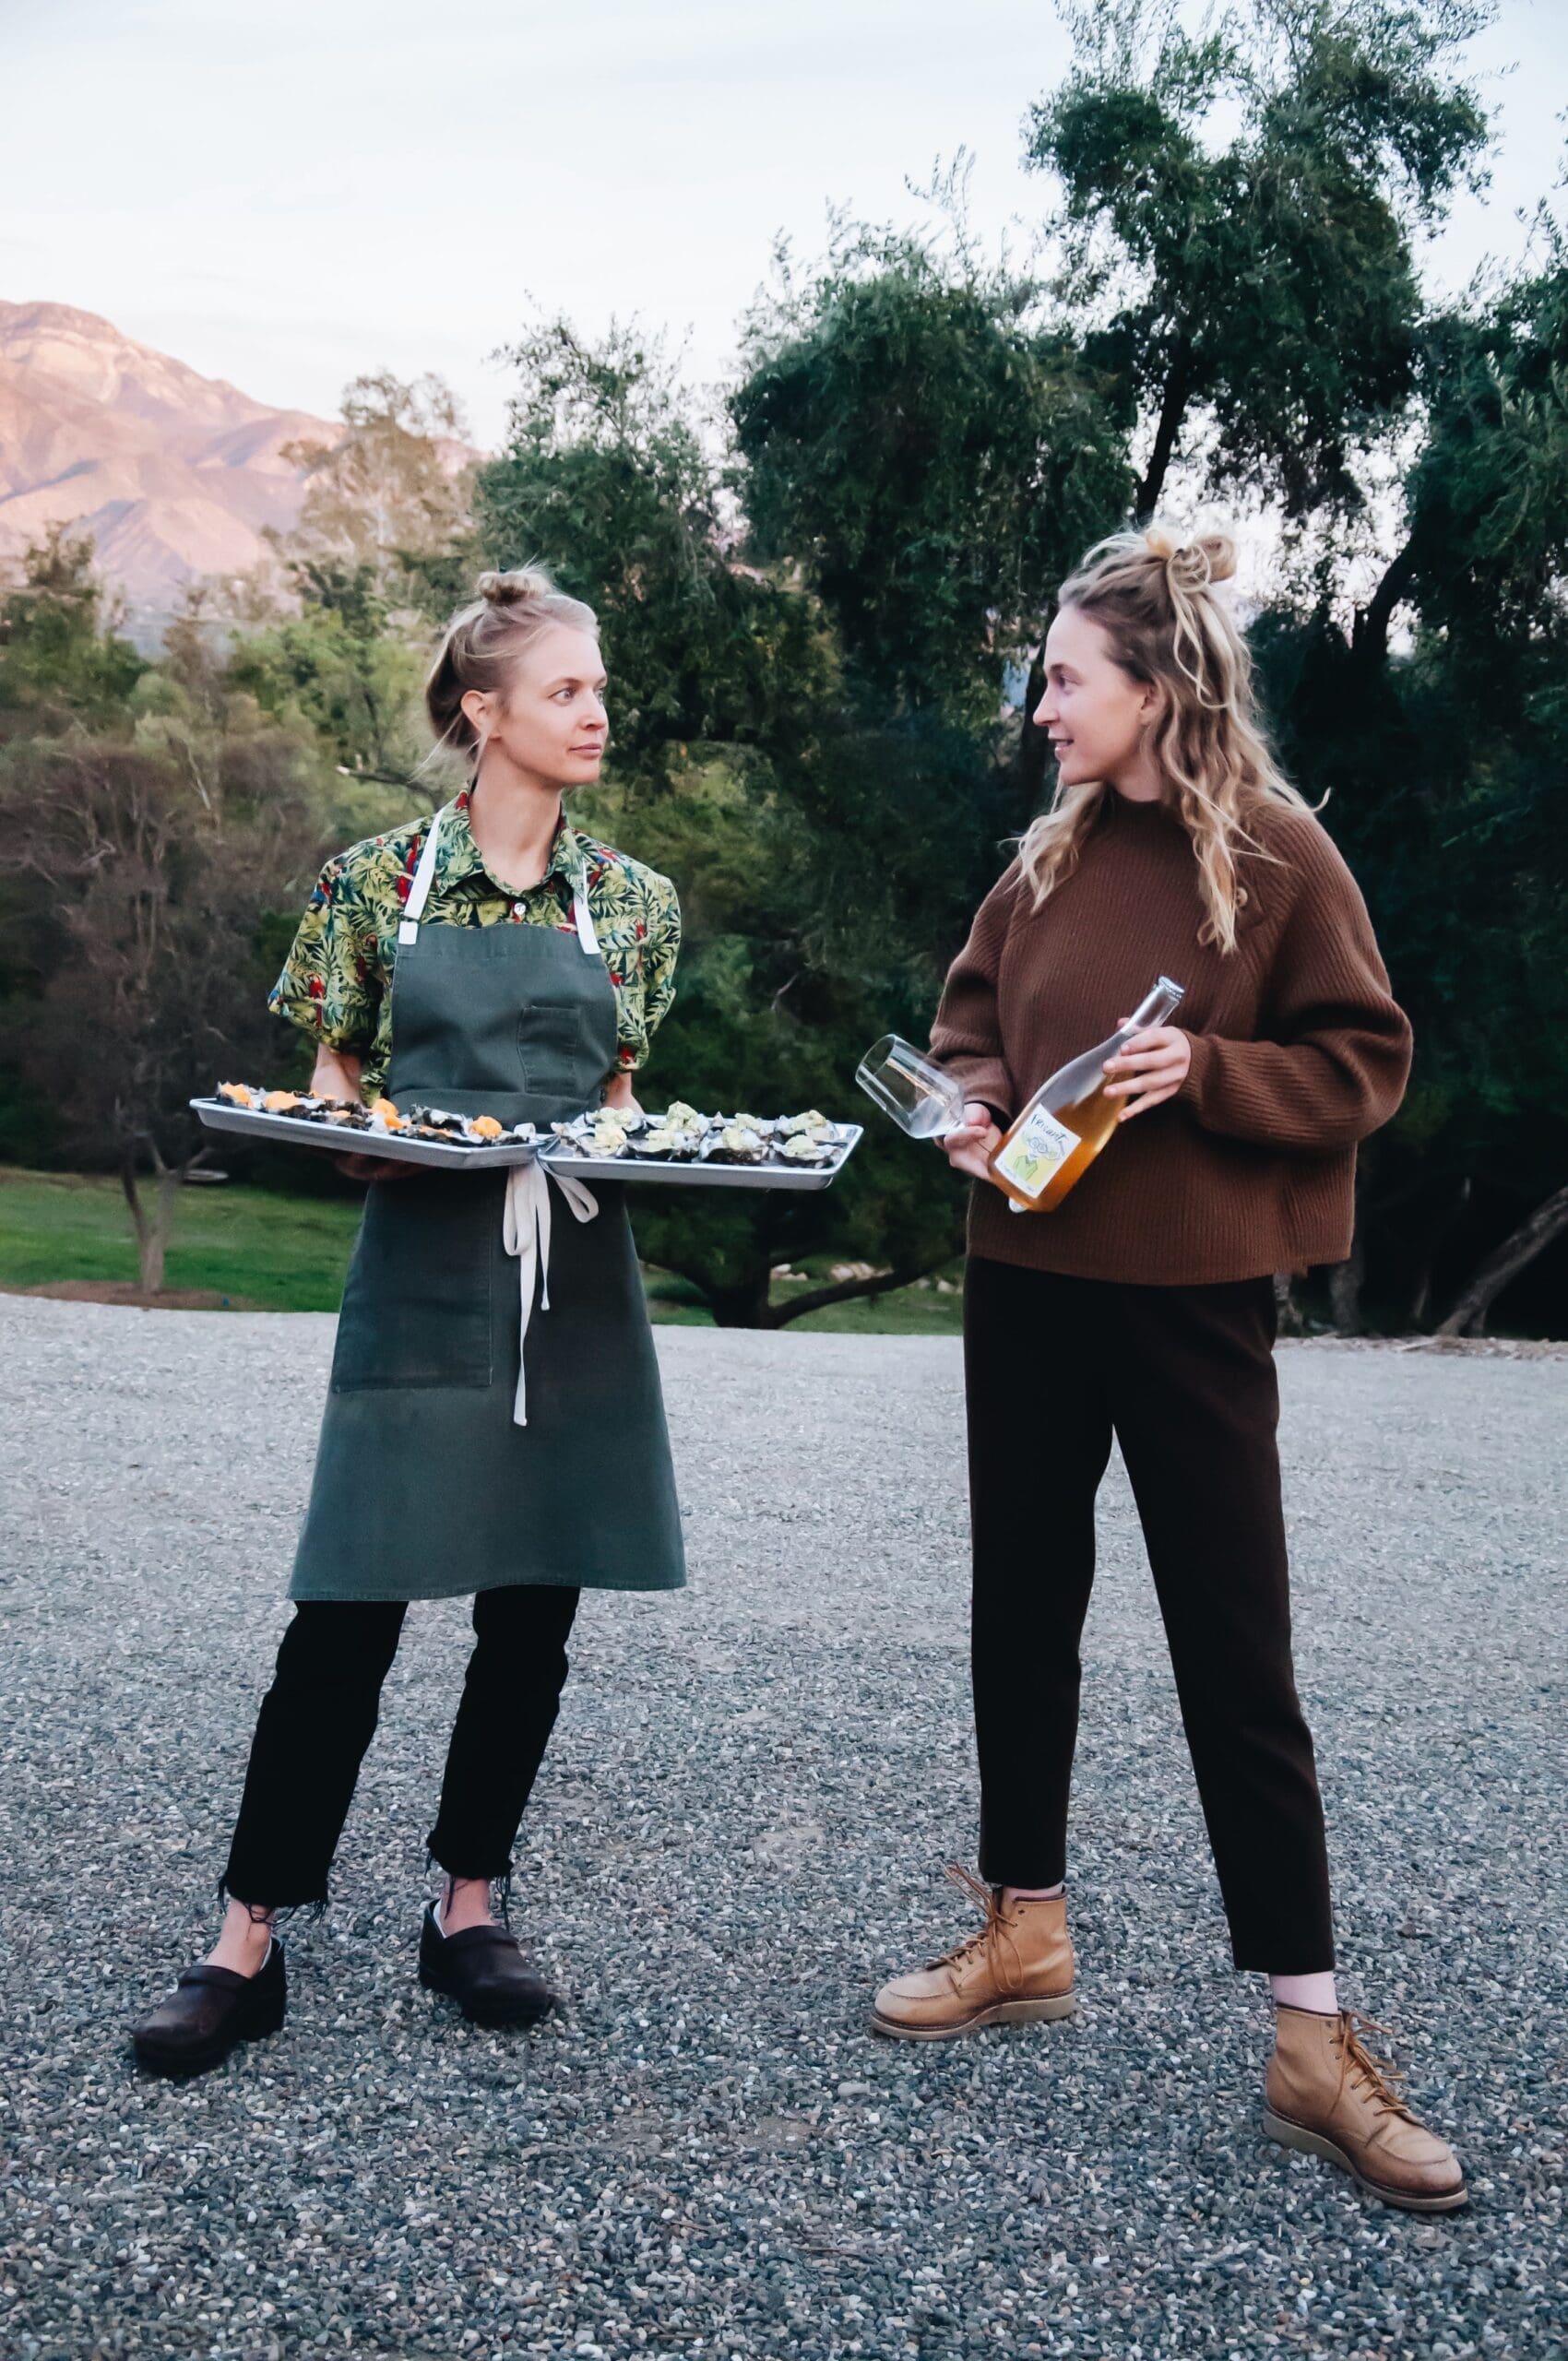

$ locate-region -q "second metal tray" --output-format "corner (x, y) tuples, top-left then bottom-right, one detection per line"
(540, 1124), (862, 1192)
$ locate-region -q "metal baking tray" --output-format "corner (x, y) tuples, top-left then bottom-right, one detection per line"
(190, 1097), (540, 1170)
(540, 1123), (862, 1192)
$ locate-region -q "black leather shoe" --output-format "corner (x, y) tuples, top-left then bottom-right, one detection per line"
(418, 1904), (555, 2027)
(131, 1940), (287, 2076)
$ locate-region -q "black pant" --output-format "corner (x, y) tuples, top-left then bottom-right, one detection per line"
(222, 1585), (580, 1909)
(965, 1256), (1335, 1972)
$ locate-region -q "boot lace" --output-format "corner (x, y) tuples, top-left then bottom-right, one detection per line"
(925, 1865), (1027, 1998)
(1335, 2011), (1417, 2124)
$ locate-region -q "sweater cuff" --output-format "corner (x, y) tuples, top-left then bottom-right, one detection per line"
(1177, 1033), (1213, 1114)
(940, 1056), (1013, 1126)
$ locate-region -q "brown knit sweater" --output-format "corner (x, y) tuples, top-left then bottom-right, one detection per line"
(929, 791), (1412, 1285)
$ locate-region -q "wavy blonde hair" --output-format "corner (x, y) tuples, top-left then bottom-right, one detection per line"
(1019, 528), (1313, 952)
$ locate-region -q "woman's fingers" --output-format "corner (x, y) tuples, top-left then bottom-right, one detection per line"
(1116, 1079), (1182, 1121)
(1103, 1026), (1192, 1101)
(945, 1116), (1000, 1179)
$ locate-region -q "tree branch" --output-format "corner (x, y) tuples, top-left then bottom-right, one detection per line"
(335, 764), (418, 789)
(1436, 1182), (1568, 1337)
(767, 1263), (929, 1327)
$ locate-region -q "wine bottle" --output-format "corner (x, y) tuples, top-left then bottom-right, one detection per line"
(987, 976), (1186, 1213)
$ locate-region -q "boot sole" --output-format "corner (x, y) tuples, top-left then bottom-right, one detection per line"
(1261, 2107), (1467, 2213)
(131, 1994), (287, 2078)
(419, 1964), (554, 2029)
(870, 1990), (1077, 2042)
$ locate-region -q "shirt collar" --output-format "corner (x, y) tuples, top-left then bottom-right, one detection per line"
(443, 789), (588, 898)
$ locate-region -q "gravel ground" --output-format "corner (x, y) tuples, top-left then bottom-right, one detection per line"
(1, 1296), (1564, 2361)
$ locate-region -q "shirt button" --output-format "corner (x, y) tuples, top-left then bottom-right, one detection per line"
(512, 901), (526, 918)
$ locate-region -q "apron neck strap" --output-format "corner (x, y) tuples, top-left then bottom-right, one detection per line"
(398, 799), (602, 957)
(398, 803), (452, 945)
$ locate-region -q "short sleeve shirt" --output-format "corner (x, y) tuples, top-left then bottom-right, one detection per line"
(268, 790), (680, 1097)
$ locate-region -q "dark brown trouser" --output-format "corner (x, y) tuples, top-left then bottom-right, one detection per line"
(965, 1255), (1335, 1971)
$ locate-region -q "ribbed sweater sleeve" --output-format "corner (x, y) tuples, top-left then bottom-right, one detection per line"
(1178, 821), (1412, 1154)
(929, 860), (1022, 1121)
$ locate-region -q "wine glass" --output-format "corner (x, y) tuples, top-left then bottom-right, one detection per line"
(855, 1036), (968, 1139)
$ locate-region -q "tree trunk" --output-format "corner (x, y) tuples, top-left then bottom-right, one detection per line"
(703, 1267), (777, 1328)
(1014, 648), (1053, 808)
(1136, 335), (1194, 518)
(1436, 1182), (1568, 1337)
(1273, 1270), (1306, 1337)
(120, 1140), (202, 1295)
(1326, 1250), (1364, 1337)
(1326, 1195), (1368, 1335)
(1351, 535), (1420, 671)
(768, 1264), (921, 1329)
(1408, 1175), (1471, 1328)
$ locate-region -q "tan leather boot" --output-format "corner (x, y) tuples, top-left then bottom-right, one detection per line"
(1264, 2006), (1467, 2213)
(871, 1867), (1076, 2041)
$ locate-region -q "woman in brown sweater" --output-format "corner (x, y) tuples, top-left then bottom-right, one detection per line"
(870, 528), (1466, 2214)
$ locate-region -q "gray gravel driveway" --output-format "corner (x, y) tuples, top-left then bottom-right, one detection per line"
(1, 1298), (1564, 2359)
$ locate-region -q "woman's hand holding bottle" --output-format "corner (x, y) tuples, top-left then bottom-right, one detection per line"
(944, 1102), (1003, 1180)
(1102, 1024), (1192, 1120)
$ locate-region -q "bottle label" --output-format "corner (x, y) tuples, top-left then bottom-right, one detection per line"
(993, 1103), (1078, 1200)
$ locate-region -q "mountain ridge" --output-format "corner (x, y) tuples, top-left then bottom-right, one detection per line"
(0, 299), (344, 643)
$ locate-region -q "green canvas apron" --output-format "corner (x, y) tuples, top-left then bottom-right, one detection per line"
(289, 806), (686, 1603)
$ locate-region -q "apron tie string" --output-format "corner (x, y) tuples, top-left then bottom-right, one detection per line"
(502, 1159), (600, 1425)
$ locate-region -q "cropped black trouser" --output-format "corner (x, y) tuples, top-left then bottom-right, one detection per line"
(965, 1255), (1335, 1971)
(222, 1585), (580, 1909)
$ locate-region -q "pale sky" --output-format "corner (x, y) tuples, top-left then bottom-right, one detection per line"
(4, 0), (1564, 449)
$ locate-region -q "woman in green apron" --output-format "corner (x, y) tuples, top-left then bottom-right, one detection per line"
(132, 567), (685, 2075)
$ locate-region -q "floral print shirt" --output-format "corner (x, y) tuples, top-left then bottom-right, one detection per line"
(269, 791), (680, 1097)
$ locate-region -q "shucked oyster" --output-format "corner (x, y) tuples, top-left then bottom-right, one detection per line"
(408, 1104), (471, 1136)
(777, 1132), (837, 1166)
(631, 1122), (701, 1159)
(776, 1108), (840, 1142)
(711, 1121), (768, 1164)
(552, 1109), (633, 1158)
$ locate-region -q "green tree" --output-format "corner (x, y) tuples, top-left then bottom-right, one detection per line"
(224, 560), (429, 786)
(732, 223), (1133, 719)
(1029, 0), (1492, 516)
(0, 728), (321, 1291)
(1257, 245), (1568, 1333)
(0, 527), (146, 733)
(282, 371), (477, 599)
(477, 321), (830, 797)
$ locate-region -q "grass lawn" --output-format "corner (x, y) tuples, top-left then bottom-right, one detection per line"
(0, 1168), (363, 1311)
(0, 1168), (966, 1335)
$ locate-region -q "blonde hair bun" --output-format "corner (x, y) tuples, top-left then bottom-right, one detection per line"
(476, 565), (559, 607)
(1144, 528), (1237, 591)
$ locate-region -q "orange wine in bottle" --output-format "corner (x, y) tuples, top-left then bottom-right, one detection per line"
(988, 976), (1186, 1213)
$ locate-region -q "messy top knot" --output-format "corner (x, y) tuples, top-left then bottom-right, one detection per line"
(476, 565), (559, 607)
(1017, 525), (1313, 954)
(1143, 528), (1237, 594)
(425, 563), (599, 762)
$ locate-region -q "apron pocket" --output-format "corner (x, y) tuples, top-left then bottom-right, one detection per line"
(330, 1177), (494, 1391)
(518, 1002), (590, 1097)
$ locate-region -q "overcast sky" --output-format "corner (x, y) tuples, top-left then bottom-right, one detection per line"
(4, 0), (1564, 447)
